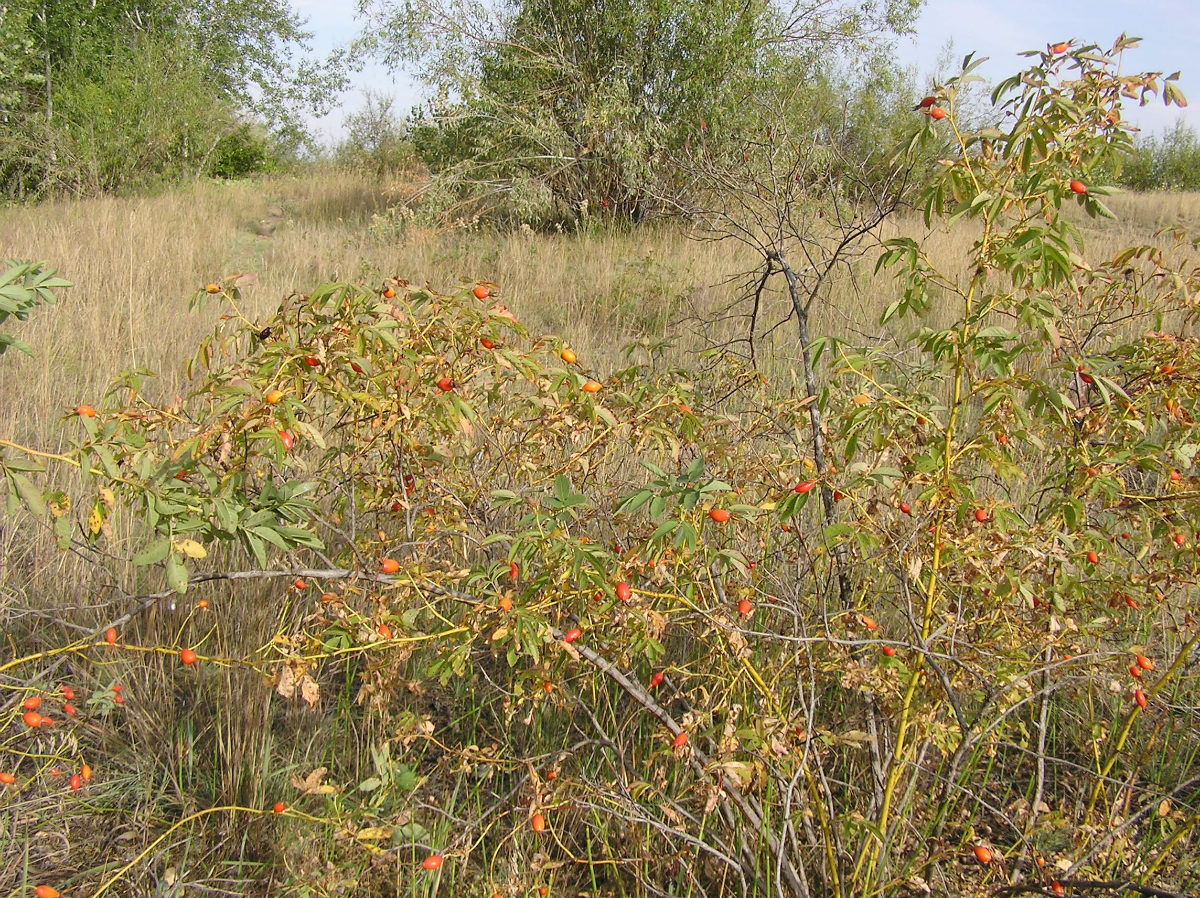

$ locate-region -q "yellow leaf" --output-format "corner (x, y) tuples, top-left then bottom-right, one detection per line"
(852, 393), (873, 406)
(88, 503), (105, 536)
(174, 538), (207, 559)
(98, 487), (115, 510)
(356, 826), (393, 841)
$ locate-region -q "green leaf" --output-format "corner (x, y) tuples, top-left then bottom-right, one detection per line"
(553, 474), (571, 502)
(650, 518), (679, 540)
(133, 538), (172, 566)
(53, 514), (72, 549)
(244, 530), (267, 568)
(0, 455), (45, 473)
(250, 525), (290, 550)
(615, 488), (653, 515)
(166, 551), (189, 594)
(9, 471), (45, 516)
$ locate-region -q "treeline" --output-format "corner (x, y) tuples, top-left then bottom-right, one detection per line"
(0, 0), (1194, 207)
(0, 0), (341, 198)
(1117, 120), (1200, 191)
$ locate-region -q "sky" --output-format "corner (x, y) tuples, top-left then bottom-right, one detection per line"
(290, 0), (1197, 144)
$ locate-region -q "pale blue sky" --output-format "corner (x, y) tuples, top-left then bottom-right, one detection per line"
(290, 0), (1196, 143)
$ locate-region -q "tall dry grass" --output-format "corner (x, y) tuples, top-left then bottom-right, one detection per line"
(5, 170), (1195, 441)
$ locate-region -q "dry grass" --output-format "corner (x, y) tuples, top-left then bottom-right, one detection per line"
(4, 170), (1195, 435)
(2, 171), (1198, 896)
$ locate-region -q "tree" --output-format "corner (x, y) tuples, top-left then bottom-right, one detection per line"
(0, 0), (344, 196)
(356, 0), (922, 223)
(335, 91), (419, 176)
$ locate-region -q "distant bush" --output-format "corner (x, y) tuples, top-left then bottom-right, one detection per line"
(0, 34), (276, 197)
(0, 0), (336, 199)
(334, 92), (419, 177)
(208, 124), (274, 180)
(1118, 120), (1200, 191)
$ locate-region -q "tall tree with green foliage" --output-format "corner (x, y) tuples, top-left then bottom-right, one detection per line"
(356, 0), (923, 224)
(0, 0), (344, 197)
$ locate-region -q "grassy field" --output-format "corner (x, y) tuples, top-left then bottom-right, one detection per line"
(2, 171), (1200, 897)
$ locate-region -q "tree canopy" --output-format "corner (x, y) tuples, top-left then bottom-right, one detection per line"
(0, 0), (345, 196)
(356, 0), (924, 223)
